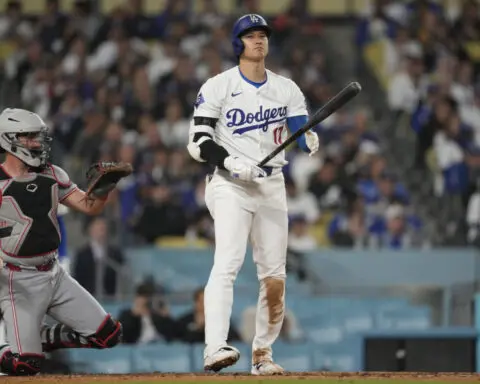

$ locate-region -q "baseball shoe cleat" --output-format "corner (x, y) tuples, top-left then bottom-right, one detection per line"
(204, 346), (240, 372)
(251, 360), (285, 375)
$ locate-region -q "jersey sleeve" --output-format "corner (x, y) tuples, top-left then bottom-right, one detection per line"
(188, 77), (229, 166)
(48, 164), (78, 202)
(287, 80), (308, 118)
(192, 78), (222, 120)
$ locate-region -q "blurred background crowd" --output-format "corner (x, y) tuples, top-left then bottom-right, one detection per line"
(0, 0), (437, 256)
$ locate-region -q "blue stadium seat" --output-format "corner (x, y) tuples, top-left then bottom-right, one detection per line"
(67, 346), (132, 374)
(273, 341), (313, 372)
(304, 323), (344, 344)
(311, 340), (361, 372)
(169, 304), (193, 318)
(101, 301), (128, 318)
(191, 342), (250, 372)
(375, 306), (431, 329)
(131, 343), (191, 373)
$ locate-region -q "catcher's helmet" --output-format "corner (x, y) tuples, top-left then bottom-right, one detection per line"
(0, 108), (52, 168)
(231, 14), (272, 57)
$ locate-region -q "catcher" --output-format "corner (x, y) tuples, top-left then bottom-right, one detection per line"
(0, 108), (132, 376)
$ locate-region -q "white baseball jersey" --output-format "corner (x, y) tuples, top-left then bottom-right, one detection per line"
(191, 66), (308, 168)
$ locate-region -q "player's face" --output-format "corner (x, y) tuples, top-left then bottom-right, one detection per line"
(241, 29), (268, 62)
(17, 132), (44, 150)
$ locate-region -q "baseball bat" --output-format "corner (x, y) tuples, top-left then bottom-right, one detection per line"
(257, 81), (362, 167)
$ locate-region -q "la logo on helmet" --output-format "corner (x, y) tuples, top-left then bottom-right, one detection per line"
(249, 14), (259, 23)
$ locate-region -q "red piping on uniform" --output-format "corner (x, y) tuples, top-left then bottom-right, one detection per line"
(59, 186), (78, 202)
(2, 196), (32, 255)
(48, 165), (70, 187)
(1, 247), (56, 258)
(8, 270), (22, 354)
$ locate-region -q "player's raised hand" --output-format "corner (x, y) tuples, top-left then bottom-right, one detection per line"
(305, 131), (319, 156)
(224, 156), (267, 182)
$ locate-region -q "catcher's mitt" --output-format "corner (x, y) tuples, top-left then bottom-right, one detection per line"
(85, 161), (133, 199)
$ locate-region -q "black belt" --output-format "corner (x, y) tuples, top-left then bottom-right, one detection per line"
(215, 166), (279, 177)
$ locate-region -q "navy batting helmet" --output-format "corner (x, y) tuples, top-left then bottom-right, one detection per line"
(231, 14), (272, 57)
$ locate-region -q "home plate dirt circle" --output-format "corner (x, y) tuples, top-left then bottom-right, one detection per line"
(1, 372), (480, 383)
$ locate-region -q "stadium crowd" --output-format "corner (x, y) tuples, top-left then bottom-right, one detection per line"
(356, 0), (480, 245)
(0, 0), (430, 250)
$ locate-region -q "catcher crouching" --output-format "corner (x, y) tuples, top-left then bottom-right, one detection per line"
(0, 108), (132, 376)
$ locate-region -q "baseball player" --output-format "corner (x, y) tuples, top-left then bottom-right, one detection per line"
(0, 108), (129, 376)
(187, 14), (319, 375)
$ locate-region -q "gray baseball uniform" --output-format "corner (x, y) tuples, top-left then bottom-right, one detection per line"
(0, 163), (120, 367)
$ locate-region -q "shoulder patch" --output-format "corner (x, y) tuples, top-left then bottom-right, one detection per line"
(194, 92), (205, 109)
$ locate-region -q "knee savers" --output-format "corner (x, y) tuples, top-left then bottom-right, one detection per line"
(88, 315), (122, 349)
(0, 351), (44, 376)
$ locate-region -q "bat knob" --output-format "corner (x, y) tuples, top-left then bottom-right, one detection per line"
(351, 82), (362, 93)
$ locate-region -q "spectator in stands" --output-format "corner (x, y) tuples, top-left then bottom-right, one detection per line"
(328, 192), (368, 247)
(387, 41), (429, 115)
(308, 157), (344, 210)
(368, 203), (426, 249)
(157, 98), (189, 148)
(288, 215), (317, 253)
(286, 177), (320, 224)
(451, 0), (480, 42)
(370, 170), (409, 215)
(38, 0), (69, 52)
(132, 182), (187, 243)
(73, 216), (125, 298)
(118, 282), (178, 344)
(0, 0), (33, 41)
(411, 84), (444, 169)
(354, 0), (399, 48)
(185, 208), (215, 246)
(287, 215), (316, 279)
(459, 85), (480, 146)
(176, 287), (241, 344)
(432, 106), (471, 197)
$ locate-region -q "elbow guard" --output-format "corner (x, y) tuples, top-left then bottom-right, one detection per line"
(187, 133), (229, 167)
(187, 135), (209, 163)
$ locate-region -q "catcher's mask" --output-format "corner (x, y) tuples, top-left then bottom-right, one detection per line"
(0, 108), (52, 168)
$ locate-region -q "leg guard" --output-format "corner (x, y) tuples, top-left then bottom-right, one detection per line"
(41, 315), (122, 352)
(41, 324), (92, 352)
(88, 315), (122, 349)
(0, 347), (44, 376)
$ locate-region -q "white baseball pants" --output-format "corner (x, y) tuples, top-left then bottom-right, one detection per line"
(204, 169), (288, 363)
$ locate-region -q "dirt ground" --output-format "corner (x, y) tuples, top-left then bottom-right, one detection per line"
(0, 372), (480, 383)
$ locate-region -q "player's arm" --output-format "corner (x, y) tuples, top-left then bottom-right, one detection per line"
(48, 164), (107, 216)
(286, 81), (319, 155)
(188, 116), (230, 168)
(187, 80), (229, 168)
(287, 115), (309, 151)
(187, 80), (265, 180)
(62, 189), (107, 216)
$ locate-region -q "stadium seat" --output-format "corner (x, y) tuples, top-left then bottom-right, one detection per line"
(273, 341), (313, 372)
(131, 343), (191, 373)
(67, 345), (132, 374)
(312, 341), (360, 372)
(101, 301), (128, 318)
(375, 306), (432, 330)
